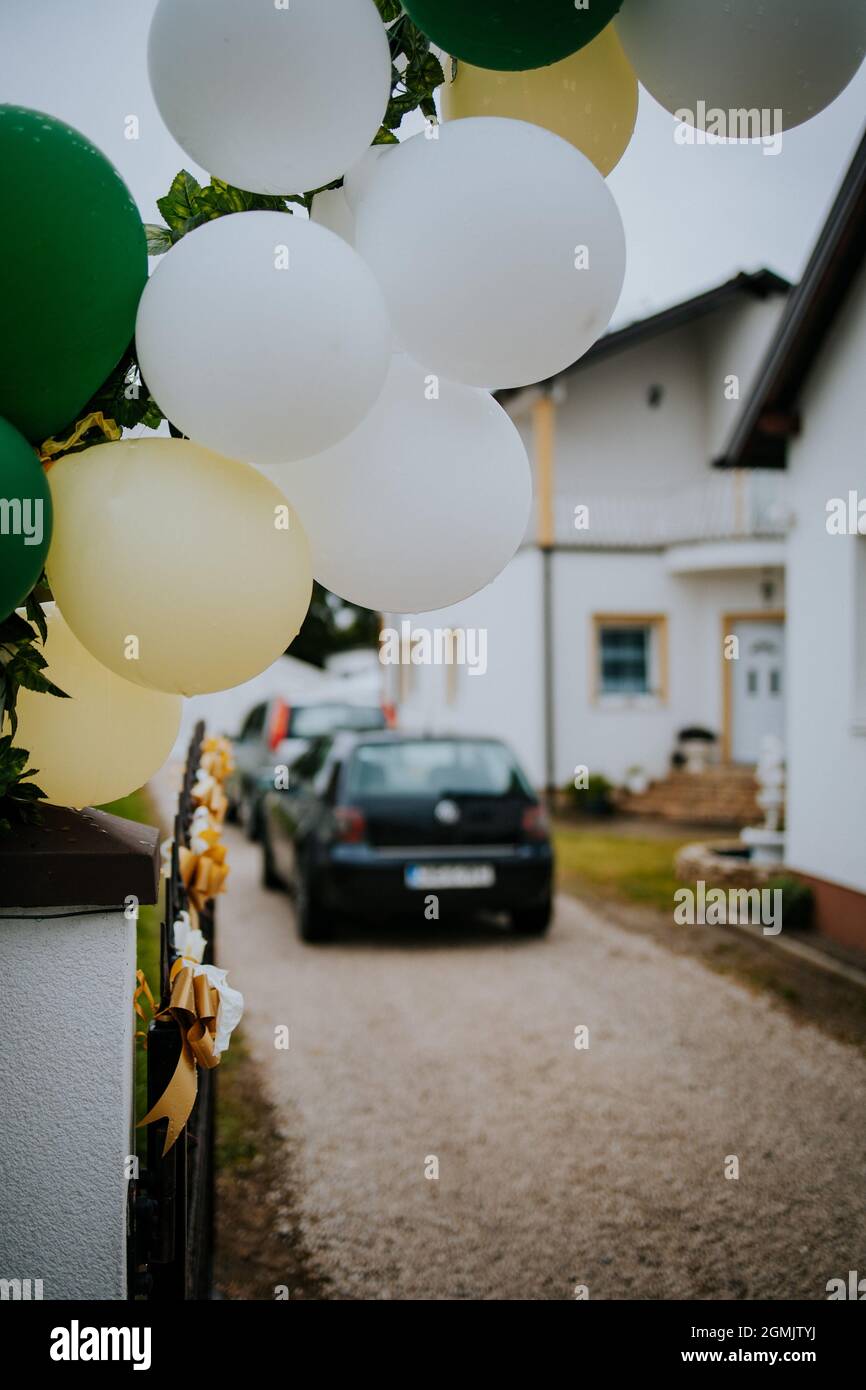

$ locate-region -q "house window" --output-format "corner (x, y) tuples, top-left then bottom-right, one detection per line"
(593, 615), (668, 703)
(599, 626), (650, 693)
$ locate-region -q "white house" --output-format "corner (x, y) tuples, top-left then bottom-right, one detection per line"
(387, 127), (866, 947)
(387, 267), (792, 794)
(719, 127), (866, 948)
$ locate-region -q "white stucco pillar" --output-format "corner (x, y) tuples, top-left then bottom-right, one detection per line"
(0, 806), (160, 1301)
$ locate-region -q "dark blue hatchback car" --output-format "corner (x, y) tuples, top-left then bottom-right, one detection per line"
(260, 732), (553, 942)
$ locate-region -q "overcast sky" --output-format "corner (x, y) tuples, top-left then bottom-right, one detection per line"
(2, 0), (865, 326)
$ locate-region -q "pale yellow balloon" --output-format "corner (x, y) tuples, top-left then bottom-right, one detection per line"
(10, 603), (181, 808)
(46, 438), (313, 696)
(442, 25), (638, 177)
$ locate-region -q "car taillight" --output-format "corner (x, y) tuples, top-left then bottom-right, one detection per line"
(268, 698), (290, 751)
(521, 804), (549, 840)
(382, 702), (397, 728)
(334, 806), (367, 843)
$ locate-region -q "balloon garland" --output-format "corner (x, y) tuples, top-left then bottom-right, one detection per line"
(0, 107), (147, 444)
(1, 0), (863, 816)
(442, 26), (638, 177)
(401, 0), (624, 72)
(148, 0), (391, 196)
(264, 353), (533, 614)
(135, 212), (391, 463)
(615, 0), (866, 133)
(12, 605), (181, 808)
(354, 117), (626, 389)
(0, 418), (52, 624)
(46, 439), (313, 696)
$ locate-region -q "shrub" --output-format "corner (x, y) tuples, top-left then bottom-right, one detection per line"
(566, 773), (614, 816)
(766, 875), (814, 931)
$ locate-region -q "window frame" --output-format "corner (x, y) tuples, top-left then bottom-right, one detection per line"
(591, 613), (669, 707)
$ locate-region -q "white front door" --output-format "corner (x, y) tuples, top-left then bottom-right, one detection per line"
(731, 619), (785, 763)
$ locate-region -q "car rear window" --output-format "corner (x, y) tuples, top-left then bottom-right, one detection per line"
(289, 705), (385, 737)
(345, 740), (532, 798)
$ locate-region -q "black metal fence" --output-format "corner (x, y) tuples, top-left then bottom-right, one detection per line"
(131, 720), (216, 1300)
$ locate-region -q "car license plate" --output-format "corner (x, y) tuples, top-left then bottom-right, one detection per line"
(405, 864), (495, 890)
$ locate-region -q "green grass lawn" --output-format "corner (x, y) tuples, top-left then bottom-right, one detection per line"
(553, 820), (693, 913)
(98, 788), (163, 1158)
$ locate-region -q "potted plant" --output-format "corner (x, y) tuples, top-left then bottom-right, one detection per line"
(677, 726), (717, 774)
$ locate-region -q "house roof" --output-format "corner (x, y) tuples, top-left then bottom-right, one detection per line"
(496, 268), (790, 409)
(716, 125), (866, 469)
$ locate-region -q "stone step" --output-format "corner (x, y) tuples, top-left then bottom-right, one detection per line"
(617, 768), (760, 827)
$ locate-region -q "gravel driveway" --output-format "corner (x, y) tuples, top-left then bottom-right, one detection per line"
(213, 821), (866, 1301)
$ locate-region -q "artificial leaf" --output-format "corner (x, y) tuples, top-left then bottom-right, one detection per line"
(144, 223), (174, 255)
(406, 51), (444, 96)
(385, 92), (420, 128)
(157, 170), (203, 232)
(24, 589), (47, 643)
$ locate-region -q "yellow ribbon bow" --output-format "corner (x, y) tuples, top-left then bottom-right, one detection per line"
(191, 772), (229, 824)
(198, 735), (235, 783)
(38, 411), (122, 467)
(133, 969), (157, 1047)
(138, 960), (221, 1156)
(178, 825), (229, 915)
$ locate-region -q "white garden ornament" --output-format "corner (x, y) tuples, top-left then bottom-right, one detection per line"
(148, 0), (391, 195)
(264, 353), (532, 614)
(354, 117), (626, 389)
(136, 212), (391, 464)
(615, 0), (866, 133)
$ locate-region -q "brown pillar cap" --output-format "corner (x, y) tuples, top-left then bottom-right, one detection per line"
(0, 805), (161, 911)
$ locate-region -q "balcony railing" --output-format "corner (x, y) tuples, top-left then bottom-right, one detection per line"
(553, 469), (789, 549)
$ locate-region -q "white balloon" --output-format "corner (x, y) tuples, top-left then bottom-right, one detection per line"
(264, 354), (532, 613)
(615, 0), (866, 132)
(343, 144), (395, 210)
(136, 212), (390, 464)
(354, 118), (625, 389)
(148, 0), (391, 194)
(310, 187), (356, 245)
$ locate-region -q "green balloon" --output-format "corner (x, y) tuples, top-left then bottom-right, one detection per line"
(0, 106), (147, 444)
(0, 416), (52, 621)
(402, 0), (623, 70)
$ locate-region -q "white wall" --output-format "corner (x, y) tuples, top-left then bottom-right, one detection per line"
(391, 548), (546, 786)
(0, 908), (136, 1299)
(394, 541), (784, 789)
(550, 550), (784, 785)
(785, 261), (866, 894)
(553, 323), (708, 503)
(702, 293), (788, 459)
(509, 292), (786, 543)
